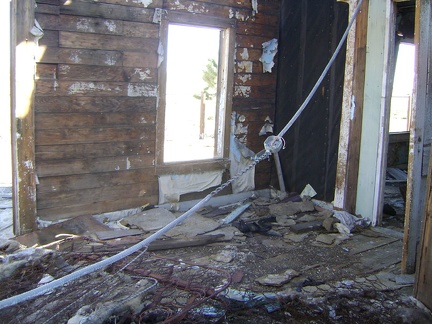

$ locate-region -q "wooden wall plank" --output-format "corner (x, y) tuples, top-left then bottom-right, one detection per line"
(56, 64), (157, 82)
(36, 80), (158, 97)
(36, 126), (155, 145)
(59, 31), (158, 51)
(36, 155), (155, 177)
(35, 96), (157, 113)
(37, 169), (156, 193)
(59, 1), (154, 22)
(38, 196), (158, 220)
(35, 112), (156, 129)
(36, 141), (154, 161)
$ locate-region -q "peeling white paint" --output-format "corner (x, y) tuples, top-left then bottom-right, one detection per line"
(237, 61), (253, 73)
(157, 42), (164, 67)
(173, 0), (207, 13)
(115, 166), (120, 171)
(133, 0), (153, 7)
(59, 65), (70, 73)
(229, 9), (248, 21)
(23, 160), (33, 169)
(252, 0), (258, 14)
(69, 50), (82, 63)
(104, 54), (118, 66)
(140, 117), (147, 124)
(127, 84), (158, 97)
(77, 18), (95, 33)
(238, 74), (251, 84)
(234, 86), (251, 97)
(68, 82), (109, 94)
(260, 38), (278, 73)
(240, 48), (249, 60)
(133, 68), (152, 81)
(126, 157), (131, 170)
(104, 20), (117, 32)
(153, 8), (166, 24)
(53, 80), (59, 91)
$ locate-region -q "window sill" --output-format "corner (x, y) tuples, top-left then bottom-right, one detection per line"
(155, 159), (230, 176)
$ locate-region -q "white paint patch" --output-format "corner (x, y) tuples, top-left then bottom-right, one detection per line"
(126, 157), (131, 170)
(104, 20), (117, 32)
(127, 84), (158, 97)
(68, 82), (109, 95)
(23, 160), (33, 169)
(59, 65), (70, 73)
(132, 0), (152, 7)
(238, 74), (251, 84)
(237, 61), (253, 73)
(53, 80), (59, 91)
(229, 9), (247, 21)
(157, 42), (164, 67)
(260, 38), (278, 73)
(240, 48), (249, 60)
(234, 86), (251, 97)
(140, 117), (147, 124)
(252, 0), (258, 14)
(104, 54), (118, 66)
(133, 68), (152, 81)
(69, 50), (82, 63)
(76, 18), (95, 33)
(153, 8), (166, 23)
(115, 166), (120, 171)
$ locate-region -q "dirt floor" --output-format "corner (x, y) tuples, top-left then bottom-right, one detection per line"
(0, 189), (431, 323)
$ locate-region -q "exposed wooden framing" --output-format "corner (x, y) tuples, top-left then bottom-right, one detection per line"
(355, 0), (396, 225)
(414, 141), (432, 310)
(334, 0), (368, 213)
(11, 0), (38, 235)
(403, 0), (432, 274)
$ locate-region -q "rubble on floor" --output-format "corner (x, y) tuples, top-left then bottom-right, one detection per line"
(0, 192), (430, 323)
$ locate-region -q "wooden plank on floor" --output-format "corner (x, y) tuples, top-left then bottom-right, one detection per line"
(355, 240), (403, 274)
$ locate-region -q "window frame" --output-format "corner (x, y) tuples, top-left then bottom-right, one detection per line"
(155, 12), (236, 175)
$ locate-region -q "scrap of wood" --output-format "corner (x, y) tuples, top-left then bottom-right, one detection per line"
(95, 229), (143, 240)
(147, 234), (225, 251)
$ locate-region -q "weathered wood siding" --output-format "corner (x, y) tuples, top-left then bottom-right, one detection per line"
(275, 0), (348, 200)
(34, 0), (279, 220)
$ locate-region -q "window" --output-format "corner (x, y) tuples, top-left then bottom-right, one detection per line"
(156, 14), (235, 173)
(389, 43), (415, 133)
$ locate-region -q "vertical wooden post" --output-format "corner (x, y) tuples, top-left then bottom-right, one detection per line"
(414, 139), (432, 310)
(354, 0), (396, 226)
(403, 0), (431, 274)
(11, 0), (38, 235)
(334, 0), (368, 213)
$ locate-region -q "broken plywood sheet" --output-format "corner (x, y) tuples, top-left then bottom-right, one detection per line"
(164, 213), (220, 238)
(345, 232), (401, 255)
(95, 229), (143, 240)
(353, 240), (403, 274)
(121, 208), (176, 232)
(269, 200), (315, 217)
(15, 215), (111, 247)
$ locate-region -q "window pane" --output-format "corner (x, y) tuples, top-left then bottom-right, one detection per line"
(389, 43), (415, 133)
(164, 24), (221, 163)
